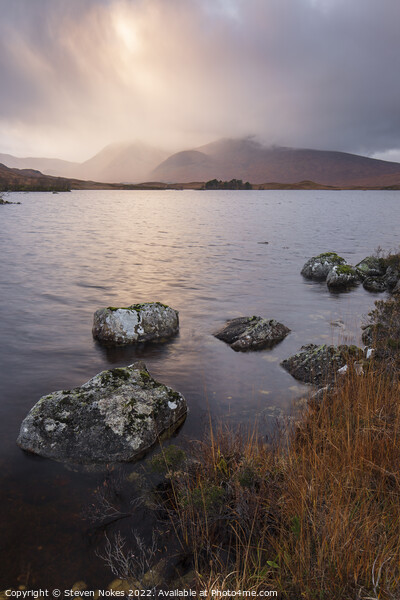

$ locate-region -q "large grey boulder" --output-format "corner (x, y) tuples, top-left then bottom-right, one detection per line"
(355, 256), (385, 280)
(214, 316), (290, 351)
(93, 302), (179, 345)
(17, 363), (187, 464)
(326, 265), (359, 291)
(281, 344), (364, 385)
(301, 252), (347, 281)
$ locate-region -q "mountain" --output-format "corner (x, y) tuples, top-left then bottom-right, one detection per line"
(75, 142), (169, 183)
(150, 138), (400, 186)
(2, 138), (400, 187)
(0, 142), (168, 184)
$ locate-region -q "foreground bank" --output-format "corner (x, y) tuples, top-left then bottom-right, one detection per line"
(133, 294), (400, 599)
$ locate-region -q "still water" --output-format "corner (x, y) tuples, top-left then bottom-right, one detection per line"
(1, 190), (399, 588)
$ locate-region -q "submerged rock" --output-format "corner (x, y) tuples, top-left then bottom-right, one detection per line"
(17, 362), (187, 464)
(214, 316), (290, 351)
(301, 252), (347, 281)
(355, 256), (385, 280)
(0, 198), (21, 205)
(326, 265), (359, 291)
(281, 343), (364, 385)
(92, 302), (179, 345)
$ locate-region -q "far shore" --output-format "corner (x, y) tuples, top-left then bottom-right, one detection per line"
(2, 177), (400, 193)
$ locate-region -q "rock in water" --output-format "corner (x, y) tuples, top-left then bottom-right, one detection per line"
(17, 363), (187, 464)
(301, 252), (347, 281)
(92, 302), (179, 345)
(326, 265), (359, 291)
(355, 256), (385, 280)
(363, 276), (387, 293)
(214, 316), (290, 351)
(281, 344), (364, 385)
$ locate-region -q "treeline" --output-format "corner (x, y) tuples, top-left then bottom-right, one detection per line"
(204, 178), (252, 190)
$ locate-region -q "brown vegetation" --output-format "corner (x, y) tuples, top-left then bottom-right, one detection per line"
(157, 360), (400, 598)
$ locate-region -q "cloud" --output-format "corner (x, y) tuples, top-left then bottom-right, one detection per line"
(0, 0), (399, 160)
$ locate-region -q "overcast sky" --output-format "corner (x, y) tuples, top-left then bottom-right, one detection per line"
(0, 0), (399, 161)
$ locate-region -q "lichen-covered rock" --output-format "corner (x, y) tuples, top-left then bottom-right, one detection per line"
(326, 265), (359, 291)
(17, 363), (187, 464)
(363, 276), (387, 293)
(301, 252), (347, 281)
(213, 316), (290, 351)
(92, 302), (179, 345)
(281, 343), (364, 385)
(355, 256), (385, 280)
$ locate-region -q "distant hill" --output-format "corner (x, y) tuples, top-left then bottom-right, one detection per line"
(151, 138), (400, 187)
(1, 138), (400, 188)
(0, 142), (168, 184)
(0, 163), (72, 191)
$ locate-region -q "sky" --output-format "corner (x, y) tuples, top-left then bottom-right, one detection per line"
(0, 0), (399, 162)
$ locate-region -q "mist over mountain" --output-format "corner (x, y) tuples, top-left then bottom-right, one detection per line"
(1, 142), (168, 183)
(75, 142), (169, 183)
(0, 153), (78, 178)
(2, 138), (400, 187)
(151, 139), (400, 186)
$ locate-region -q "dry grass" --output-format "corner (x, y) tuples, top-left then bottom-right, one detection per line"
(160, 364), (400, 599)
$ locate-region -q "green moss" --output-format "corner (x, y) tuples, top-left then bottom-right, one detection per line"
(155, 302), (170, 309)
(110, 368), (131, 380)
(318, 252), (340, 259)
(106, 302), (171, 312)
(335, 265), (355, 276)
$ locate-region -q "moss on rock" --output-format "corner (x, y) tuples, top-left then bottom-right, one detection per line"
(17, 362), (187, 464)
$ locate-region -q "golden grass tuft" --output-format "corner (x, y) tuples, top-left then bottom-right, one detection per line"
(161, 364), (400, 599)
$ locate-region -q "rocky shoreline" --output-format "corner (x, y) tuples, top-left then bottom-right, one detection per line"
(301, 250), (400, 293)
(17, 249), (400, 465)
(11, 250), (400, 594)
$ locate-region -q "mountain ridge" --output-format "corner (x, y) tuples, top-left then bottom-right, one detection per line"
(1, 138), (400, 188)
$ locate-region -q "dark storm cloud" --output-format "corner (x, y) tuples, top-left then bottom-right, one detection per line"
(0, 0), (399, 159)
